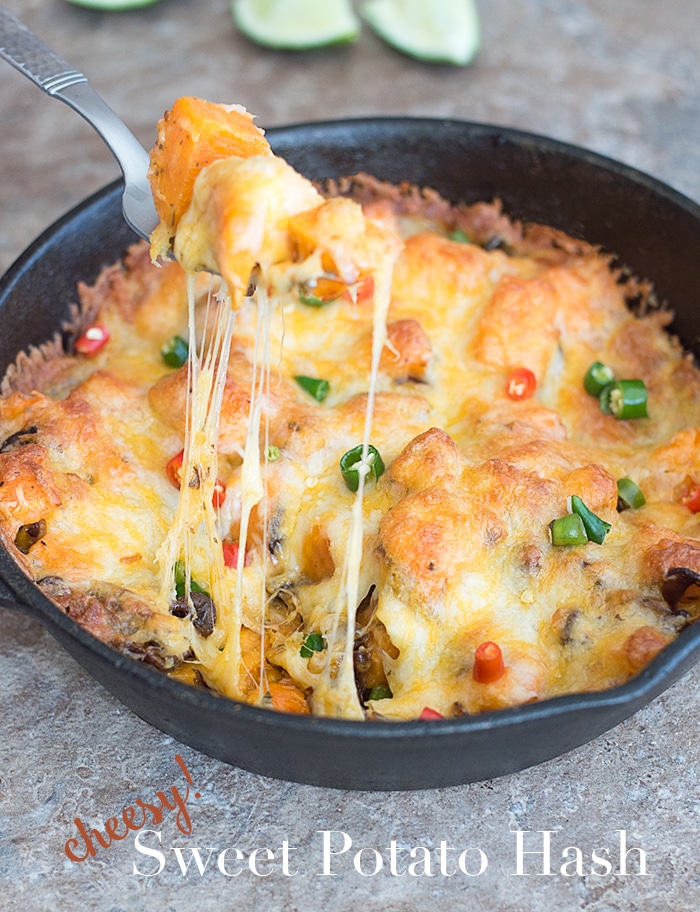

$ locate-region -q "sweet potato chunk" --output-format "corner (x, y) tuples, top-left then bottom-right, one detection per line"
(268, 680), (311, 715)
(472, 274), (559, 377)
(148, 97), (272, 246)
(625, 626), (669, 672)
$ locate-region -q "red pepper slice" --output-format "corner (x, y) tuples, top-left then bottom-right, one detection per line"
(222, 542), (240, 568)
(343, 273), (375, 303)
(166, 449), (184, 488)
(355, 274), (375, 302)
(419, 706), (444, 721)
(679, 477), (700, 513)
(212, 479), (227, 508)
(167, 449), (226, 508)
(506, 367), (537, 401)
(473, 641), (505, 683)
(74, 323), (110, 356)
(223, 541), (250, 568)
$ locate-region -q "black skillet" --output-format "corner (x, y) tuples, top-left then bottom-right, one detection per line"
(1, 119), (700, 791)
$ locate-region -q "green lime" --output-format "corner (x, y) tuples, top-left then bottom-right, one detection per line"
(232, 0), (360, 49)
(62, 0), (165, 9)
(361, 0), (481, 65)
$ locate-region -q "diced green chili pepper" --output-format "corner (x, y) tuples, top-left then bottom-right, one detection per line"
(14, 519), (46, 554)
(549, 513), (588, 546)
(300, 632), (326, 658)
(294, 375), (330, 402)
(299, 291), (334, 308)
(449, 228), (470, 243)
(570, 495), (611, 544)
(266, 445), (281, 462)
(339, 444), (385, 492)
(161, 335), (189, 368)
(583, 361), (615, 396)
(598, 384), (614, 415)
(174, 559), (208, 598)
(367, 684), (393, 701)
(599, 379), (648, 419)
(298, 279), (343, 308)
(617, 477), (646, 511)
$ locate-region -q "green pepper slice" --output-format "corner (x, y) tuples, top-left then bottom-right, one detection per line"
(298, 277), (344, 308)
(161, 335), (189, 368)
(339, 444), (385, 492)
(617, 477), (646, 511)
(300, 632), (326, 658)
(600, 379), (648, 419)
(583, 361), (615, 396)
(570, 495), (611, 544)
(449, 228), (470, 243)
(14, 519), (46, 554)
(294, 375), (330, 402)
(174, 559), (208, 598)
(549, 513), (588, 546)
(299, 291), (335, 308)
(367, 684), (393, 701)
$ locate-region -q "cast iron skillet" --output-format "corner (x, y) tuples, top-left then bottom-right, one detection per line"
(1, 118), (700, 791)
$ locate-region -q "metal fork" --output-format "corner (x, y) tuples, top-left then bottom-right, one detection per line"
(0, 7), (158, 242)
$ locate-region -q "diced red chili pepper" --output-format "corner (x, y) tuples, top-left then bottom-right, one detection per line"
(166, 449), (184, 488)
(343, 273), (375, 303)
(223, 541), (250, 568)
(212, 479), (227, 508)
(222, 541), (240, 568)
(419, 706), (444, 721)
(74, 323), (110, 356)
(506, 367), (537, 401)
(167, 450), (226, 508)
(355, 274), (375, 302)
(473, 641), (505, 683)
(679, 477), (700, 513)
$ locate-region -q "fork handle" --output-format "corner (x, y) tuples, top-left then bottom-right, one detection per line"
(0, 7), (86, 92)
(0, 9), (150, 199)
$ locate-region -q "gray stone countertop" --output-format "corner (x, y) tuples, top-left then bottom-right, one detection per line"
(1, 1), (700, 909)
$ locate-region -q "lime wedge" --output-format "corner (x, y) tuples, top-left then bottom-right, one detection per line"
(361, 0), (480, 65)
(232, 0), (360, 49)
(62, 0), (164, 8)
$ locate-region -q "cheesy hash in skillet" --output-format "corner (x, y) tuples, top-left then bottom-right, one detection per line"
(1, 98), (700, 721)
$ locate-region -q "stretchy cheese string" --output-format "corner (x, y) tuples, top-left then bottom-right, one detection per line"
(314, 253), (397, 719)
(155, 145), (402, 713)
(161, 260), (399, 714)
(257, 299), (275, 702)
(156, 277), (238, 681)
(230, 284), (270, 702)
(196, 286), (239, 681)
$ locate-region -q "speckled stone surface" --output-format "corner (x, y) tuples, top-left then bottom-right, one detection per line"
(1, 1), (700, 909)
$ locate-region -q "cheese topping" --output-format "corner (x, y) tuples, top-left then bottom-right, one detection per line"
(153, 112), (404, 716)
(1, 100), (700, 722)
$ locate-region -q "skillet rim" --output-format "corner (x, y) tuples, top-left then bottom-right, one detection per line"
(1, 115), (700, 787)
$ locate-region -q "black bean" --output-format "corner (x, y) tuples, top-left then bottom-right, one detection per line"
(170, 591), (216, 637)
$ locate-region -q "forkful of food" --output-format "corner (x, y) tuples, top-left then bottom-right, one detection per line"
(0, 7), (397, 306)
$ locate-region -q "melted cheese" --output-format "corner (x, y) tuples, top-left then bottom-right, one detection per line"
(2, 115), (700, 721)
(313, 250), (399, 719)
(155, 276), (237, 675)
(159, 142), (403, 716)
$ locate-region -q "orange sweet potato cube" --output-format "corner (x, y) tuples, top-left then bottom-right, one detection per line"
(148, 96), (272, 238)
